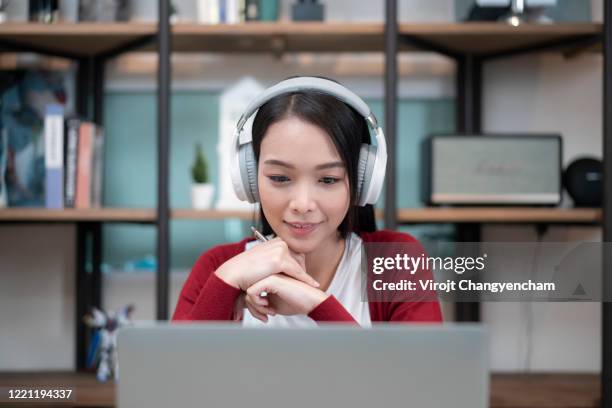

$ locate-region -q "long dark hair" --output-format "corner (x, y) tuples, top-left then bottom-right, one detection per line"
(251, 86), (377, 239)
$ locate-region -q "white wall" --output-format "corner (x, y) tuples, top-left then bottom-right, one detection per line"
(0, 226), (75, 370)
(481, 52), (602, 372)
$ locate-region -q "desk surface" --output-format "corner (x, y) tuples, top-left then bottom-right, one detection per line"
(0, 372), (600, 408)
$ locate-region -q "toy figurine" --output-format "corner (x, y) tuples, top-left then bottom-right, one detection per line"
(83, 304), (135, 382)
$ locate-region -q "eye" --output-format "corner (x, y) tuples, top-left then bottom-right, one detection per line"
(320, 177), (340, 185)
(268, 175), (290, 184)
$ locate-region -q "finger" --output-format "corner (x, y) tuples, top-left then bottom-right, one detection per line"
(280, 255), (319, 288)
(246, 292), (269, 307)
(249, 301), (276, 316)
(246, 302), (269, 322)
(245, 292), (274, 311)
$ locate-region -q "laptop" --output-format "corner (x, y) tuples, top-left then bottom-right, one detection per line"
(117, 323), (488, 408)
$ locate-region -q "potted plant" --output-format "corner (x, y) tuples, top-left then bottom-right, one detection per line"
(191, 142), (214, 209)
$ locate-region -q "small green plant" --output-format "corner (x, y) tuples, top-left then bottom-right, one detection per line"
(191, 143), (209, 184)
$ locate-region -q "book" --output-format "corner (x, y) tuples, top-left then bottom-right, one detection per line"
(91, 125), (104, 208)
(245, 0), (260, 21)
(44, 104), (64, 209)
(75, 121), (94, 209)
(237, 0), (246, 22)
(220, 0), (240, 23)
(1, 70), (70, 207)
(197, 0), (220, 24)
(260, 0), (278, 21)
(225, 0), (239, 23)
(64, 118), (80, 208)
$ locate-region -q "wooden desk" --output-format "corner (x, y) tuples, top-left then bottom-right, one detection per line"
(0, 372), (600, 408)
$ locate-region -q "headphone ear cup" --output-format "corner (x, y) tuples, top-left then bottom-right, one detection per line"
(357, 143), (376, 205)
(239, 143), (260, 203)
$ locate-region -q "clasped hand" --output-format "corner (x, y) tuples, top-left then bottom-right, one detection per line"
(214, 238), (328, 323)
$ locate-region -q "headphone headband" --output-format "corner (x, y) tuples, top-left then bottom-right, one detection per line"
(230, 77), (387, 207)
(237, 77), (374, 141)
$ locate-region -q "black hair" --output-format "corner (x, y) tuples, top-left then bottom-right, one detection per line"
(251, 81), (377, 239)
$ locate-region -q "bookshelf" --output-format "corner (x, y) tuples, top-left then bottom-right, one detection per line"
(0, 3), (609, 399)
(0, 20), (160, 373)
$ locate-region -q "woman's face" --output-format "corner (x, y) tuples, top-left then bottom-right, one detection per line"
(258, 116), (350, 254)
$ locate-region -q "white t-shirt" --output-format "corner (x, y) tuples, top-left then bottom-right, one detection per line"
(242, 232), (371, 327)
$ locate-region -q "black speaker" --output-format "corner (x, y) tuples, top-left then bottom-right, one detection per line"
(563, 157), (602, 207)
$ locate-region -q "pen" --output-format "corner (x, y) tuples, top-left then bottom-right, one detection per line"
(250, 226), (269, 298)
(250, 226), (268, 243)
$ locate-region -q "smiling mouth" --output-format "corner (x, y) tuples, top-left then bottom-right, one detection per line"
(284, 221), (320, 229)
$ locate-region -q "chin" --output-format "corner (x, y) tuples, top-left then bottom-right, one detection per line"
(287, 239), (319, 254)
(273, 232), (315, 253)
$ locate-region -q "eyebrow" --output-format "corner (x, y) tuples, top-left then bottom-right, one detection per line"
(263, 159), (344, 170)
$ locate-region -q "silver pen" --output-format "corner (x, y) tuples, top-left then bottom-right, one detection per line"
(250, 226), (269, 298)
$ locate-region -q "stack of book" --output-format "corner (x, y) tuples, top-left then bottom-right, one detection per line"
(44, 105), (104, 210)
(197, 0), (279, 24)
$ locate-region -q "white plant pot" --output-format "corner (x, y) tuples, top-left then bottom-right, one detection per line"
(191, 183), (215, 209)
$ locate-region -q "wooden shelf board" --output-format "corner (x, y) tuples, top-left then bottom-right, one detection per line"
(170, 22), (602, 54)
(0, 208), (156, 222)
(0, 371), (599, 408)
(170, 22), (385, 52)
(399, 22), (602, 55)
(171, 208), (601, 224)
(171, 208), (386, 220)
(172, 209), (257, 220)
(0, 23), (156, 57)
(397, 207), (602, 224)
(0, 207), (598, 224)
(0, 22), (600, 56)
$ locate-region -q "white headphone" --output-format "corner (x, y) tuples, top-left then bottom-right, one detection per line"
(229, 77), (387, 207)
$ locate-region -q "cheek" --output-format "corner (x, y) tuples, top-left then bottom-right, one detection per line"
(327, 179), (351, 219)
(257, 176), (288, 228)
(258, 177), (281, 208)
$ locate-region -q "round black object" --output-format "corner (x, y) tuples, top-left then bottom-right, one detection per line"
(563, 158), (602, 207)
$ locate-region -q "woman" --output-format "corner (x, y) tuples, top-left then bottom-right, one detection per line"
(172, 77), (442, 326)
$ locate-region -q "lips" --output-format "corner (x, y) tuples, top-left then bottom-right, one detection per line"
(284, 221), (320, 236)
(285, 222), (319, 229)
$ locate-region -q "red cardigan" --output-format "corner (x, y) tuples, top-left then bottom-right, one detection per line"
(172, 229), (443, 324)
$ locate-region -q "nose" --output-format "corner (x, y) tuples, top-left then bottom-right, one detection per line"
(289, 182), (317, 214)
